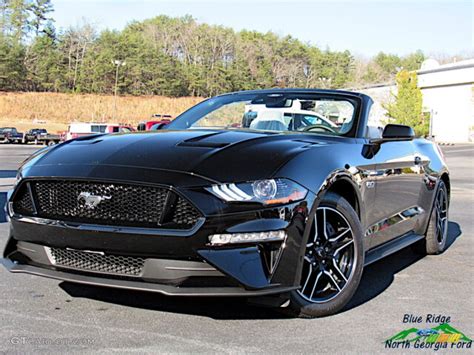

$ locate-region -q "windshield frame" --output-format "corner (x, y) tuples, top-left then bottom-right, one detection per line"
(166, 90), (363, 138)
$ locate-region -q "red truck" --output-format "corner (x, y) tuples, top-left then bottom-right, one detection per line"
(137, 115), (172, 131)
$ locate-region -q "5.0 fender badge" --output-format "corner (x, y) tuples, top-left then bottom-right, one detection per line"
(366, 181), (376, 189)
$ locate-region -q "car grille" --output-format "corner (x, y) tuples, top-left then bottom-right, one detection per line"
(12, 180), (201, 229)
(47, 247), (145, 277)
(12, 184), (34, 215)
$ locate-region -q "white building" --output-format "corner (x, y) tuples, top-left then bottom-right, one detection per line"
(359, 59), (474, 143)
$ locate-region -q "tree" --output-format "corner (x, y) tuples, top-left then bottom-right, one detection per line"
(8, 0), (29, 41)
(374, 52), (402, 75)
(401, 50), (425, 71)
(384, 70), (427, 136)
(0, 8), (427, 96)
(29, 0), (53, 36)
(359, 51), (425, 85)
(26, 22), (63, 91)
(0, 34), (27, 90)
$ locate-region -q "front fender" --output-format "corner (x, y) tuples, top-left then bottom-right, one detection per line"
(273, 143), (376, 285)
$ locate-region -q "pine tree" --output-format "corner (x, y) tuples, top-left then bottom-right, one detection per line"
(8, 0), (29, 41)
(29, 0), (53, 36)
(26, 22), (63, 91)
(0, 34), (27, 90)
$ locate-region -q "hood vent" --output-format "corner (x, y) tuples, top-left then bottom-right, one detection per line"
(177, 141), (230, 148)
(177, 132), (231, 148)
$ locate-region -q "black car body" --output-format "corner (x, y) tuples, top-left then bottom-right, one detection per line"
(2, 89), (450, 317)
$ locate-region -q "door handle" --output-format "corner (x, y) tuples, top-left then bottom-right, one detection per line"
(414, 156), (422, 165)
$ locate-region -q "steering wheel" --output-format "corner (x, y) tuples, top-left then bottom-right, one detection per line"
(302, 124), (337, 134)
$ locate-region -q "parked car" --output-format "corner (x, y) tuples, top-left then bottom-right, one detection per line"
(107, 124), (135, 133)
(137, 119), (171, 131)
(150, 122), (171, 130)
(23, 128), (48, 144)
(23, 128), (63, 145)
(37, 132), (63, 146)
(243, 109), (338, 131)
(66, 123), (134, 140)
(66, 123), (106, 140)
(3, 89), (450, 318)
(243, 99), (340, 127)
(0, 127), (24, 144)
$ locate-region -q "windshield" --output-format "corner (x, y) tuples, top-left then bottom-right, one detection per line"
(167, 92), (358, 136)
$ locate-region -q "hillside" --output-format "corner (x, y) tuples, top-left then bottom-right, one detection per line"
(0, 92), (203, 131)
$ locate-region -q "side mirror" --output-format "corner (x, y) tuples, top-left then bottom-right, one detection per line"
(382, 124), (415, 140)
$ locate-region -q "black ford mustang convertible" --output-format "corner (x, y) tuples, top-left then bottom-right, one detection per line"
(3, 89), (449, 317)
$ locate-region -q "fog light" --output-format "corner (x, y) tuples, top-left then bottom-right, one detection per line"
(208, 230), (286, 245)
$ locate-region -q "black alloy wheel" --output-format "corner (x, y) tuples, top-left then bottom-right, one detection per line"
(423, 180), (449, 255)
(288, 192), (364, 318)
(297, 206), (356, 303)
(434, 185), (448, 245)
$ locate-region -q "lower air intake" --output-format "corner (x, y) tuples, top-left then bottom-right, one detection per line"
(46, 247), (145, 277)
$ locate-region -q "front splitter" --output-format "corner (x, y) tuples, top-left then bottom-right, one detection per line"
(1, 258), (298, 297)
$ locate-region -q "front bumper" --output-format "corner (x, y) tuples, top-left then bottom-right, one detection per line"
(3, 193), (315, 296)
(2, 257), (297, 297)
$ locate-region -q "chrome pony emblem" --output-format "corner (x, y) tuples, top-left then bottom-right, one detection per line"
(78, 192), (111, 209)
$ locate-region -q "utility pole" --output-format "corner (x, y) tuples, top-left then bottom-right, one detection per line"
(113, 59), (126, 121)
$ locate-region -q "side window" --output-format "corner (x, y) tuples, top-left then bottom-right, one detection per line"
(91, 125), (107, 133)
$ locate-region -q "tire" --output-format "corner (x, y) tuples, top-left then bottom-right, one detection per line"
(47, 140), (56, 146)
(423, 181), (449, 255)
(287, 192), (364, 318)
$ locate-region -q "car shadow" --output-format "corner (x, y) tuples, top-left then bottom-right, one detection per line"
(344, 221), (462, 312)
(60, 222), (462, 320)
(60, 283), (289, 320)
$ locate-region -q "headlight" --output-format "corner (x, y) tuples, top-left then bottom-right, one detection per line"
(207, 178), (307, 205)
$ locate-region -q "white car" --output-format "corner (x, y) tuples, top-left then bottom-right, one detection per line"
(244, 100), (338, 132)
(66, 123), (134, 140)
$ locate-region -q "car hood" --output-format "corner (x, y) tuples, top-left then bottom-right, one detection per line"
(22, 130), (326, 186)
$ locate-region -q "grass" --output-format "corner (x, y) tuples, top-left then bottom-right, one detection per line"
(0, 92), (203, 132)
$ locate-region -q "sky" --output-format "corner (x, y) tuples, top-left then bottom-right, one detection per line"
(52, 0), (473, 56)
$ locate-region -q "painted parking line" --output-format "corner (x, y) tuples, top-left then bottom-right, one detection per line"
(443, 148), (474, 154)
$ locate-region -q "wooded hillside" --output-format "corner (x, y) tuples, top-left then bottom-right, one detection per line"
(1, 1), (430, 97)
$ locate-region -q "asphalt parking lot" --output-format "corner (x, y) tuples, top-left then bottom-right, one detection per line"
(0, 143), (473, 353)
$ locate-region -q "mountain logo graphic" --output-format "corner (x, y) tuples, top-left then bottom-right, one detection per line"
(387, 323), (472, 343)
